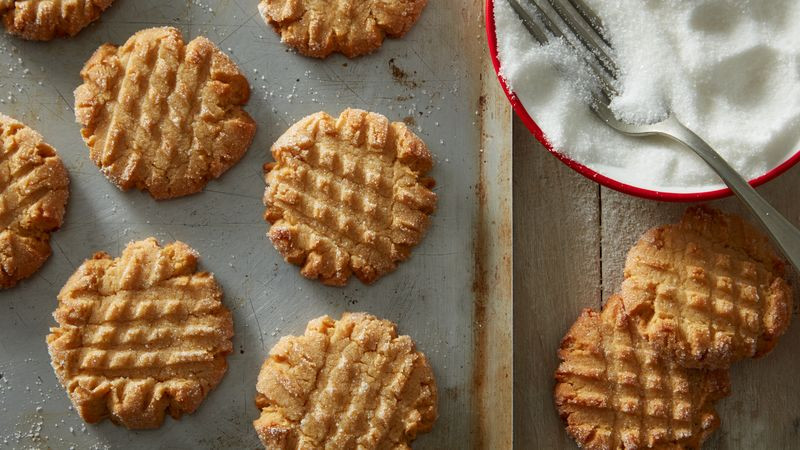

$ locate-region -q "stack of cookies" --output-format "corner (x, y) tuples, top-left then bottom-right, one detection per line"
(554, 205), (794, 449)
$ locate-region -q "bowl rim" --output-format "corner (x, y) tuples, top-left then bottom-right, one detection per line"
(485, 0), (800, 202)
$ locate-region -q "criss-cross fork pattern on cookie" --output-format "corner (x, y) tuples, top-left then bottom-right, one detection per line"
(0, 0), (113, 40)
(253, 313), (437, 449)
(74, 26), (256, 199)
(555, 296), (730, 449)
(259, 0), (427, 58)
(264, 108), (437, 286)
(621, 206), (792, 369)
(47, 238), (233, 429)
(0, 114), (69, 289)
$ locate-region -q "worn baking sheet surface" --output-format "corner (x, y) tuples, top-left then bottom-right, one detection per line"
(0, 0), (512, 448)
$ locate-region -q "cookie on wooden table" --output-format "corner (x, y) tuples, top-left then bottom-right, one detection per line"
(47, 238), (234, 429)
(74, 26), (256, 199)
(253, 312), (438, 449)
(0, 113), (69, 289)
(555, 295), (730, 449)
(258, 0), (428, 58)
(0, 0), (114, 40)
(621, 205), (793, 370)
(263, 108), (437, 286)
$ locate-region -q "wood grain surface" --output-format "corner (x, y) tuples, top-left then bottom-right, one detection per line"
(513, 116), (800, 448)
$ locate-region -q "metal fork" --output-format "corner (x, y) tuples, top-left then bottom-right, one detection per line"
(509, 0), (800, 272)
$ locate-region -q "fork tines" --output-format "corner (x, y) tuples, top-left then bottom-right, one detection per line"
(507, 0), (619, 99)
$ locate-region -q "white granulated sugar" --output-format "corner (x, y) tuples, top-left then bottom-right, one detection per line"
(494, 0), (800, 192)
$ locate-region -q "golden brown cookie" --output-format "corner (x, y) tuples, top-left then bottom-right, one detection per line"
(0, 114), (69, 289)
(253, 312), (437, 449)
(74, 26), (256, 200)
(0, 0), (113, 40)
(258, 0), (427, 58)
(621, 206), (793, 370)
(263, 108), (437, 286)
(46, 238), (233, 429)
(555, 295), (730, 450)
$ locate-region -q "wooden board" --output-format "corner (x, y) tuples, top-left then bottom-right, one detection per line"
(513, 115), (800, 448)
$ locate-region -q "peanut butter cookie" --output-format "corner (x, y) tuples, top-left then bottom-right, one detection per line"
(0, 114), (69, 289)
(74, 26), (256, 199)
(555, 295), (730, 449)
(264, 108), (437, 286)
(253, 312), (437, 449)
(258, 0), (428, 58)
(47, 238), (233, 429)
(0, 0), (113, 40)
(621, 206), (793, 369)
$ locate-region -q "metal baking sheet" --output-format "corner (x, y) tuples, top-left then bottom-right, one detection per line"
(0, 0), (512, 448)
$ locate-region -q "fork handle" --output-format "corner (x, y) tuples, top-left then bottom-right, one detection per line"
(657, 117), (800, 273)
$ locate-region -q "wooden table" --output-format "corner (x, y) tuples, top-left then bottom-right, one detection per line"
(512, 116), (800, 448)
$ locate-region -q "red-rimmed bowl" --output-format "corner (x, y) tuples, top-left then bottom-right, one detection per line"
(485, 0), (800, 201)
